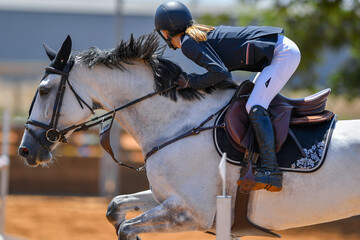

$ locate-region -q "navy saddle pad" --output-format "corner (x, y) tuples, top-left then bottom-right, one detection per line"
(213, 107), (337, 172)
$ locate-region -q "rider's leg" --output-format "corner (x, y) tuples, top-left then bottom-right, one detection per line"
(248, 104), (283, 191)
(246, 35), (301, 112)
(245, 35), (301, 192)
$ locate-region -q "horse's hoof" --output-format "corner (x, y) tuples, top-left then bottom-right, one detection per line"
(136, 237), (142, 240)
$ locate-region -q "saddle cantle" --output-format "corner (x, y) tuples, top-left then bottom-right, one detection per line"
(225, 80), (335, 153)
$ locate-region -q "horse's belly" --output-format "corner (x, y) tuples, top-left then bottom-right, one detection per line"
(247, 120), (360, 230)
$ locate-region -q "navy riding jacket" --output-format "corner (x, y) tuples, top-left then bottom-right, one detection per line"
(180, 25), (284, 90)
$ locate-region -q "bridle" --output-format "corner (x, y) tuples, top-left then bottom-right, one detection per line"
(25, 61), (94, 151)
(25, 60), (175, 164)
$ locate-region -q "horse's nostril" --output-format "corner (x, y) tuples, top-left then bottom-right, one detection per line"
(19, 146), (30, 157)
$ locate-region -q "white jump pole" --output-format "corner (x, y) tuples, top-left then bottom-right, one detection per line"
(216, 153), (232, 240)
(0, 108), (25, 240)
(0, 108), (11, 240)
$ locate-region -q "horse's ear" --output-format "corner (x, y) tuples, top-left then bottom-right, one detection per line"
(51, 35), (72, 70)
(43, 43), (57, 61)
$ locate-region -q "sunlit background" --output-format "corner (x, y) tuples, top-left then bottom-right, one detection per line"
(0, 0), (359, 239)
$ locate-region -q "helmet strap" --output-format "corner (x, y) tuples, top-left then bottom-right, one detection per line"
(156, 29), (178, 50)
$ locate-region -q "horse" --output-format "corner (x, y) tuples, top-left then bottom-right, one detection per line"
(18, 33), (360, 240)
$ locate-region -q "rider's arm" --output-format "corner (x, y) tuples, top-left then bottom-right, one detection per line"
(181, 35), (232, 90)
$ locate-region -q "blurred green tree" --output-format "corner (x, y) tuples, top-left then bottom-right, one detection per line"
(198, 0), (360, 95)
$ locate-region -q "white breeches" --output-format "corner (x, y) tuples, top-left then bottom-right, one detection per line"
(246, 35), (301, 113)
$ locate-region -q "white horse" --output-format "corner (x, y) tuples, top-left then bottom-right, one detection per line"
(18, 34), (360, 240)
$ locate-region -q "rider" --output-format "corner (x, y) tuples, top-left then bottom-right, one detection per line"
(154, 1), (301, 192)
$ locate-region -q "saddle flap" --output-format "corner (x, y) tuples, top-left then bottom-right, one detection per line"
(269, 105), (293, 152)
(225, 98), (250, 150)
(225, 99), (293, 153)
(225, 80), (254, 151)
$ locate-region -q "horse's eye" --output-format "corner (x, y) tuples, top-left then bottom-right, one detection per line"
(39, 87), (50, 96)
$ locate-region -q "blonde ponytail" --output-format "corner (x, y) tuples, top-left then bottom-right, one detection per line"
(185, 24), (215, 42)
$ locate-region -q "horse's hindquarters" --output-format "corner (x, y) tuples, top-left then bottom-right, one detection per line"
(247, 120), (360, 230)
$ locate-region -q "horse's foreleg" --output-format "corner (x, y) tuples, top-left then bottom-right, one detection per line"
(106, 190), (160, 233)
(118, 196), (205, 240)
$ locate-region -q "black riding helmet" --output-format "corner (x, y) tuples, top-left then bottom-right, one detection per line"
(154, 1), (193, 49)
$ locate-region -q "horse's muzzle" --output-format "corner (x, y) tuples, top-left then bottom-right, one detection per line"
(18, 130), (52, 167)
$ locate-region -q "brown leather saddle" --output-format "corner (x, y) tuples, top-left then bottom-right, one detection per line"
(225, 80), (334, 154)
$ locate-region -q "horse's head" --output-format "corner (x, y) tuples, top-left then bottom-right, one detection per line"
(18, 36), (94, 167)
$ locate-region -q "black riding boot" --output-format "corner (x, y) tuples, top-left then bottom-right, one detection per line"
(249, 105), (282, 192)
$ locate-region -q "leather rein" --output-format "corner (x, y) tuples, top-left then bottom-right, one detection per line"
(25, 61), (227, 172)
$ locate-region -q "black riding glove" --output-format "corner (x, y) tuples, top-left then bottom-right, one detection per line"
(174, 72), (191, 90)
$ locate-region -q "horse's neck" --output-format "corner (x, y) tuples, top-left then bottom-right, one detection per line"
(75, 61), (233, 153)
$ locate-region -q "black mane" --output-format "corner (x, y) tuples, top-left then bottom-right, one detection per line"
(77, 32), (236, 101)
